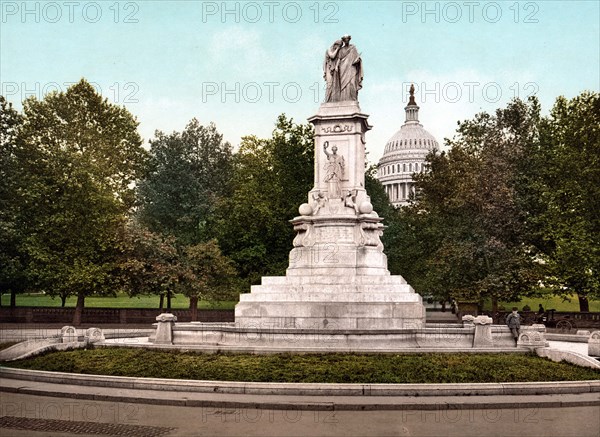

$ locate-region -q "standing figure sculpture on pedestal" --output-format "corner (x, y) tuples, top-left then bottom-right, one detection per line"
(323, 141), (345, 199)
(323, 34), (363, 102)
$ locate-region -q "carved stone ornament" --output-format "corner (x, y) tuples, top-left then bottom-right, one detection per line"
(358, 221), (384, 249)
(322, 124), (354, 133)
(293, 222), (314, 247)
(156, 313), (177, 323)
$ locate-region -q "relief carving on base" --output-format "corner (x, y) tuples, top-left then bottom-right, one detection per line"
(344, 190), (360, 214)
(311, 191), (327, 215)
(292, 222), (314, 247)
(321, 124), (354, 133)
(358, 221), (384, 250)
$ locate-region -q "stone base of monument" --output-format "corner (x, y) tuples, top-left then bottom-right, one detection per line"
(234, 275), (425, 330)
(149, 314), (547, 352)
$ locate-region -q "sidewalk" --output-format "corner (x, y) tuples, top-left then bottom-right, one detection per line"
(1, 380), (599, 437)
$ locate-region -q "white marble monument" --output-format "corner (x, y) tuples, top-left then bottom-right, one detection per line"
(235, 35), (425, 330)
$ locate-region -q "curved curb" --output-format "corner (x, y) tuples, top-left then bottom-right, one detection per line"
(537, 347), (600, 369)
(1, 367), (599, 397)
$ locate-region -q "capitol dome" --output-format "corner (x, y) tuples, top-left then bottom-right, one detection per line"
(377, 84), (439, 206)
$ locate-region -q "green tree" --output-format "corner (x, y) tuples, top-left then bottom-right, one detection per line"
(400, 98), (543, 311)
(16, 79), (147, 324)
(217, 115), (314, 284)
(363, 164), (411, 276)
(137, 119), (233, 245)
(180, 240), (236, 321)
(117, 222), (181, 310)
(0, 95), (27, 307)
(533, 92), (600, 311)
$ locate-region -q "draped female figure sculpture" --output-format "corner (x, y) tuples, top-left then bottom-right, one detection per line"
(323, 35), (363, 102)
(323, 141), (345, 199)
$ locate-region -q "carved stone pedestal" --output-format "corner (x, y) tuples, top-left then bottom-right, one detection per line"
(234, 102), (425, 331)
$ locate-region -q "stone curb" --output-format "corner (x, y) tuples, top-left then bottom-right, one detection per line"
(1, 367), (599, 398)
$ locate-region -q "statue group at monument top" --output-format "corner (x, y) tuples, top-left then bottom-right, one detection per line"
(324, 34), (363, 103)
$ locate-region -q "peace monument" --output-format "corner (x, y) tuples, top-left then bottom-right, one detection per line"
(234, 35), (426, 331)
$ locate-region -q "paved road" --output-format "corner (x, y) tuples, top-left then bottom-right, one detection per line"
(1, 391), (599, 437)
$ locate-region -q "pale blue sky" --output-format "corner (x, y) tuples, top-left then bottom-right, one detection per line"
(1, 1), (599, 161)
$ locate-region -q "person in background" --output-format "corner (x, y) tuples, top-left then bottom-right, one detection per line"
(506, 307), (522, 346)
(536, 303), (545, 323)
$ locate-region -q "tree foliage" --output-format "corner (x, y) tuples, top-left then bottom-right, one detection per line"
(0, 95), (27, 306)
(13, 80), (147, 322)
(216, 114), (314, 284)
(532, 92), (600, 311)
(181, 240), (237, 320)
(137, 119), (233, 245)
(117, 222), (181, 309)
(395, 98), (543, 309)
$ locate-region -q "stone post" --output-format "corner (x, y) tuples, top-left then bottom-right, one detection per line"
(154, 313), (177, 344)
(589, 331), (600, 357)
(461, 315), (475, 327)
(517, 324), (547, 350)
(84, 327), (105, 344)
(61, 326), (78, 343)
(472, 315), (493, 347)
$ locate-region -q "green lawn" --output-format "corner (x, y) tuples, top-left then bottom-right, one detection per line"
(4, 292), (598, 312)
(5, 348), (599, 383)
(482, 295), (600, 312)
(0, 293), (237, 310)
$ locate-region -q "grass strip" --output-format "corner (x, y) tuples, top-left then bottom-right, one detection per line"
(4, 347), (600, 384)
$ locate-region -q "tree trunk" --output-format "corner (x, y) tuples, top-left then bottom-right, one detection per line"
(61, 294), (67, 307)
(189, 296), (198, 322)
(491, 296), (499, 323)
(72, 292), (85, 326)
(10, 290), (16, 307)
(159, 294), (164, 310)
(578, 293), (590, 312)
(167, 292), (172, 310)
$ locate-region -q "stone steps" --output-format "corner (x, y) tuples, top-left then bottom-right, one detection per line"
(240, 291), (421, 302)
(260, 275), (407, 286)
(250, 284), (415, 294)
